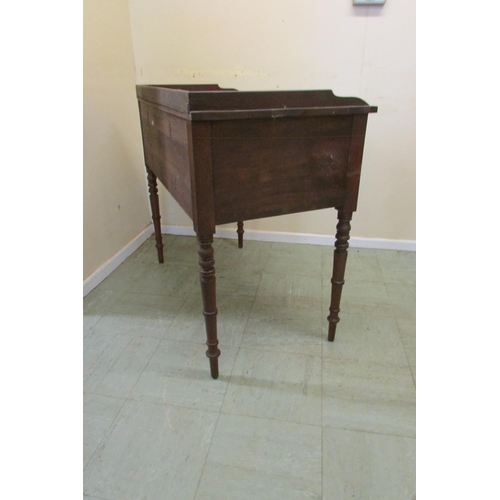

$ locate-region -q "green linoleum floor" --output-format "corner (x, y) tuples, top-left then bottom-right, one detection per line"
(84, 234), (416, 500)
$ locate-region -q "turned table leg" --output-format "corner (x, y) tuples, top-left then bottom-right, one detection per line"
(236, 221), (245, 248)
(237, 221), (244, 249)
(146, 167), (164, 264)
(197, 235), (220, 379)
(327, 208), (352, 342)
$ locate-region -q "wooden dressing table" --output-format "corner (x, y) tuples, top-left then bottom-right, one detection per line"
(136, 84), (377, 379)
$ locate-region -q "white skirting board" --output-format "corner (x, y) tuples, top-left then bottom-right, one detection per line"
(83, 225), (154, 297)
(163, 225), (416, 252)
(83, 223), (415, 296)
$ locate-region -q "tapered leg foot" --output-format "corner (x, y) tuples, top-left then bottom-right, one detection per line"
(208, 354), (219, 379)
(237, 221), (244, 249)
(327, 208), (352, 342)
(197, 235), (220, 378)
(146, 167), (164, 263)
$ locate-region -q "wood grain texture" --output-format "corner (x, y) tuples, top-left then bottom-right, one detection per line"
(139, 101), (192, 217)
(211, 115), (354, 224)
(188, 121), (216, 234)
(135, 84), (377, 377)
(212, 133), (350, 224)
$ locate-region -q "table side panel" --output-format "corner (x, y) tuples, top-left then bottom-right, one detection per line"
(139, 102), (193, 218)
(344, 114), (369, 212)
(211, 116), (353, 225)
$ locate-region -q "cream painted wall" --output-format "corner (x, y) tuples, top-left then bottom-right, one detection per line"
(128, 0), (415, 242)
(83, 0), (151, 280)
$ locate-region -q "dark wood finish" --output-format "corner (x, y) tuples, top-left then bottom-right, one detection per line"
(136, 84), (377, 377)
(344, 114), (369, 212)
(211, 120), (351, 224)
(188, 120), (220, 379)
(197, 235), (220, 379)
(237, 221), (244, 249)
(327, 208), (352, 342)
(146, 167), (164, 263)
(139, 101), (193, 218)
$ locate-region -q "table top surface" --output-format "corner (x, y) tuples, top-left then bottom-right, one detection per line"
(136, 84), (377, 121)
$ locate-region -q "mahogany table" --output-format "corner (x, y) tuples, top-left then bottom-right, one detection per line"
(136, 84), (377, 379)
